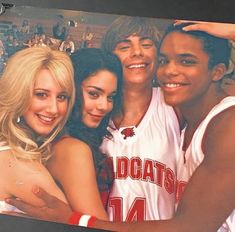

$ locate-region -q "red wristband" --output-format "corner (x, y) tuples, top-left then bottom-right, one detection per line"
(68, 212), (82, 225)
(68, 212), (97, 228)
(87, 216), (97, 227)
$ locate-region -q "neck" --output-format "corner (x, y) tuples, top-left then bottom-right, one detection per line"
(113, 84), (153, 128)
(180, 86), (227, 128)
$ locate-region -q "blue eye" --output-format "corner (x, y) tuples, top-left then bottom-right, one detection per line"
(57, 94), (69, 101)
(35, 92), (47, 98)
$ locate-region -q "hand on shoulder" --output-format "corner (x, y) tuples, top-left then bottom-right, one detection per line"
(174, 20), (235, 40)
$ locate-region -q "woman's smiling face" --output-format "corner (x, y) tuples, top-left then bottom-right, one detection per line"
(23, 69), (69, 136)
(81, 69), (117, 128)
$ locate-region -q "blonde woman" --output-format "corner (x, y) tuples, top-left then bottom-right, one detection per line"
(0, 46), (75, 212)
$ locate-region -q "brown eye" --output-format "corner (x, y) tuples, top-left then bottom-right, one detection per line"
(108, 94), (116, 102)
(141, 40), (154, 48)
(181, 59), (197, 65)
(88, 91), (99, 98)
(158, 57), (168, 66)
(116, 42), (130, 51)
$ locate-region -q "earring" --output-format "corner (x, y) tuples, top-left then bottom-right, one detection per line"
(16, 116), (21, 123)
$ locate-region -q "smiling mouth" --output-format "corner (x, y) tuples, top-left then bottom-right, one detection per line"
(165, 83), (182, 88)
(160, 81), (189, 88)
(127, 63), (147, 69)
(37, 114), (56, 124)
(89, 113), (105, 119)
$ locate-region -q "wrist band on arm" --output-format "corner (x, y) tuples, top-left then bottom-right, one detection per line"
(68, 212), (97, 228)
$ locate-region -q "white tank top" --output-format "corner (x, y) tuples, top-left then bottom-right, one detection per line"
(100, 87), (181, 221)
(177, 97), (235, 232)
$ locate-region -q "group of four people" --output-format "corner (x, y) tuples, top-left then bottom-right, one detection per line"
(1, 16), (235, 232)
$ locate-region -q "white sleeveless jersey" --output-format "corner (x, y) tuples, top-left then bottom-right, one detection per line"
(100, 87), (181, 222)
(177, 97), (235, 232)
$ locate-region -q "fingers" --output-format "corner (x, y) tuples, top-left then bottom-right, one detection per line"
(4, 198), (41, 218)
(173, 20), (211, 33)
(5, 198), (44, 219)
(1, 211), (31, 218)
(174, 19), (208, 25)
(180, 24), (207, 32)
(32, 186), (58, 208)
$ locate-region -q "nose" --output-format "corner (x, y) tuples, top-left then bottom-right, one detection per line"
(164, 61), (179, 77)
(45, 97), (59, 115)
(97, 97), (110, 112)
(131, 43), (144, 57)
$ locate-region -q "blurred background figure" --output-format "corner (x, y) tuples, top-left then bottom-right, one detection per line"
(59, 34), (75, 55)
(19, 19), (30, 34)
(81, 26), (94, 48)
(34, 23), (44, 36)
(53, 15), (67, 41)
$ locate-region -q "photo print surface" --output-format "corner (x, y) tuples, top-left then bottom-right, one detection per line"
(0, 2), (235, 232)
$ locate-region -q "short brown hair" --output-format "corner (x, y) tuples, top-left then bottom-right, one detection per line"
(102, 16), (161, 52)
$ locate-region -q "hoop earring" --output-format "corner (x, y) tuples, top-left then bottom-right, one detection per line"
(16, 116), (21, 123)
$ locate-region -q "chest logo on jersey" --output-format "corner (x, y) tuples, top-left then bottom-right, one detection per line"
(114, 156), (176, 194)
(120, 127), (135, 139)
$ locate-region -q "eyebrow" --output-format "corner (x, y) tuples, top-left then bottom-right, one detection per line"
(85, 86), (117, 94)
(140, 36), (153, 41)
(178, 53), (198, 59)
(85, 86), (104, 92)
(34, 88), (68, 94)
(116, 39), (131, 44)
(34, 88), (50, 92)
(159, 52), (199, 59)
(116, 36), (153, 44)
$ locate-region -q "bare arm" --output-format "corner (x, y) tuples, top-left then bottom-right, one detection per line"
(94, 107), (235, 231)
(82, 107), (235, 231)
(176, 107), (235, 229)
(47, 137), (108, 220)
(6, 108), (235, 231)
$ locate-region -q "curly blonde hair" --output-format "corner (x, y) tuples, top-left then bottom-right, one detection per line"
(0, 47), (75, 163)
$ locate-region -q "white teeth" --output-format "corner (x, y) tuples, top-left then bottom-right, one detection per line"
(165, 83), (181, 88)
(37, 114), (54, 122)
(128, 64), (146, 69)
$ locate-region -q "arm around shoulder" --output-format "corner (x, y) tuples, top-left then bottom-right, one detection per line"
(173, 106), (235, 231)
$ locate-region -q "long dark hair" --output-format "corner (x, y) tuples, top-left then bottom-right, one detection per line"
(66, 48), (123, 181)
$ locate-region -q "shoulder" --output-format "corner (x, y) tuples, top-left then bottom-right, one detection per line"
(53, 136), (91, 153)
(48, 137), (96, 182)
(50, 136), (93, 164)
(203, 105), (235, 161)
(206, 104), (235, 134)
